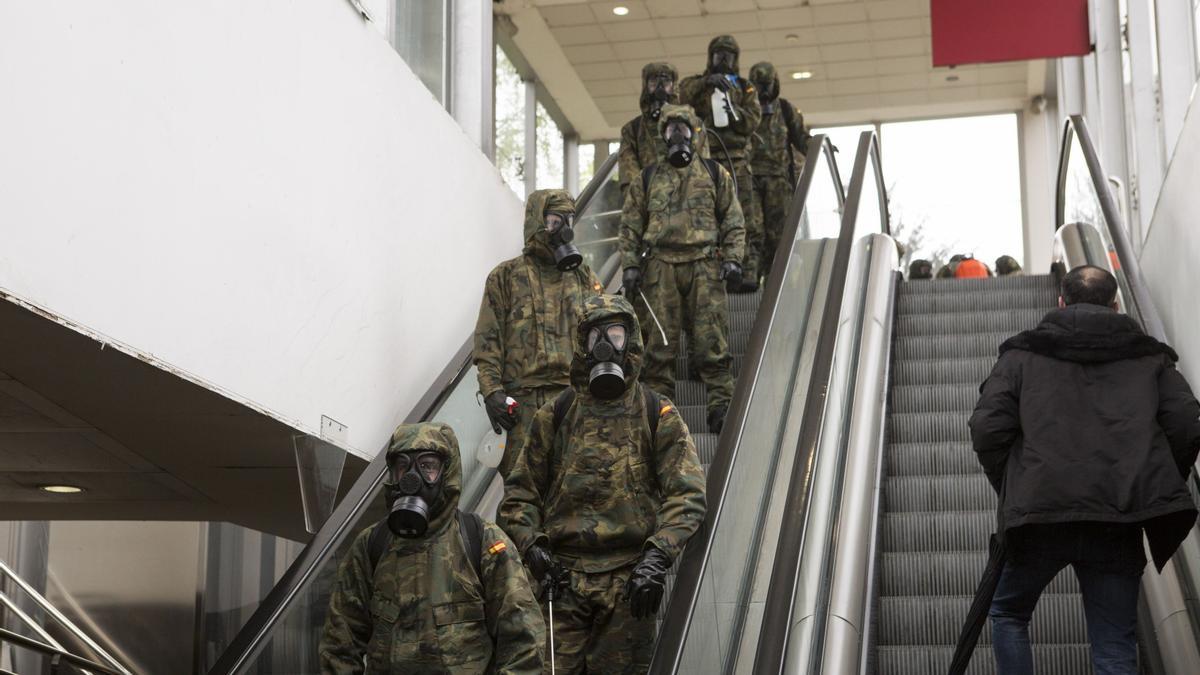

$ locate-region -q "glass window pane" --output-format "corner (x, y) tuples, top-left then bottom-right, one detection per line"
(578, 144), (597, 191)
(494, 47), (525, 197)
(536, 103), (564, 190)
(812, 124), (873, 186)
(379, 0), (448, 104)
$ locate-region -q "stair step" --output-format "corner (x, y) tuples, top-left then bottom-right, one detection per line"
(895, 308), (1044, 338)
(884, 474), (996, 512)
(675, 354), (744, 381)
(898, 287), (1058, 315)
(892, 357), (996, 386)
(890, 384), (980, 414)
(885, 442), (982, 477)
(693, 433), (718, 466)
(880, 551), (1079, 597)
(895, 332), (1012, 360)
(878, 593), (1088, 646)
(876, 644), (1092, 675)
(888, 411), (971, 444)
(881, 510), (995, 553)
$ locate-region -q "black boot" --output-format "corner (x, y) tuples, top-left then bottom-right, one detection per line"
(707, 406), (728, 434)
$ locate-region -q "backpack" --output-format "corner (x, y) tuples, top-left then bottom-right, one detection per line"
(778, 99), (809, 185)
(367, 510), (484, 581)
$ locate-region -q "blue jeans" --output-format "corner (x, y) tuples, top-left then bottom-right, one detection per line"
(989, 522), (1145, 675)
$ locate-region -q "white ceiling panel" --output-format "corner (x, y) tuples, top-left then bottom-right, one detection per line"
(591, 1), (652, 23)
(813, 3), (869, 25)
(575, 62), (622, 80)
(811, 0), (862, 4)
(758, 6), (816, 27)
(552, 25), (610, 46)
(814, 22), (872, 45)
(834, 93), (882, 109)
(769, 46), (824, 66)
(539, 3), (597, 27)
(645, 0), (703, 18)
(875, 55), (930, 75)
(929, 69), (980, 88)
(741, 50), (772, 67)
(978, 65), (1027, 85)
(977, 82), (1027, 99)
(865, 0), (927, 21)
(661, 35), (712, 55)
(757, 0), (806, 8)
(870, 18), (926, 39)
(826, 59), (879, 79)
(586, 78), (640, 97)
(878, 90), (931, 107)
(872, 37), (927, 58)
(831, 76), (880, 96)
(613, 38), (670, 59)
(702, 11), (762, 33)
(783, 80), (832, 98)
(564, 43), (620, 64)
(594, 94), (632, 111)
(603, 19), (660, 42)
(764, 28), (820, 48)
(653, 15), (709, 36)
(876, 73), (929, 93)
(820, 42), (874, 62)
(703, 0), (759, 12)
(733, 32), (767, 50)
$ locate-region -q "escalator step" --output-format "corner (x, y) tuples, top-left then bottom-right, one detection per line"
(728, 290), (765, 313)
(898, 287), (1058, 315)
(884, 474), (996, 513)
(885, 442), (981, 477)
(678, 405), (707, 433)
(673, 380), (706, 407)
(881, 510), (994, 553)
(881, 551), (1079, 597)
(876, 644), (1092, 675)
(895, 308), (1044, 337)
(892, 357), (996, 386)
(675, 355), (744, 381)
(890, 384), (980, 414)
(899, 274), (1057, 295)
(693, 433), (718, 465)
(878, 594), (1088, 646)
(888, 411), (971, 444)
(895, 332), (1013, 360)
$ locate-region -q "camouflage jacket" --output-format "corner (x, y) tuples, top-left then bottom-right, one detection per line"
(320, 423), (545, 675)
(618, 114), (667, 192)
(618, 106), (746, 268)
(499, 295), (707, 572)
(474, 189), (603, 398)
(750, 98), (808, 179)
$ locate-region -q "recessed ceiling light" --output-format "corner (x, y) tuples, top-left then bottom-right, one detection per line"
(39, 484), (84, 494)
(785, 34), (800, 43)
(612, 6), (630, 16)
(791, 71), (813, 80)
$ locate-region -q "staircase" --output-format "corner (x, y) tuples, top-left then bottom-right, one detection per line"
(875, 274), (1094, 674)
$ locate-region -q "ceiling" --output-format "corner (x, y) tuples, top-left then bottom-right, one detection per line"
(499, 0), (1043, 140)
(0, 297), (366, 542)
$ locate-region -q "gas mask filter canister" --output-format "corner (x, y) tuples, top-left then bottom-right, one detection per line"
(586, 322), (628, 399)
(546, 212), (582, 271)
(386, 450), (445, 538)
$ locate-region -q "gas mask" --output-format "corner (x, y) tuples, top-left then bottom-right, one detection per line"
(645, 74), (675, 120)
(585, 320), (629, 399)
(545, 211), (582, 271)
(710, 49), (736, 74)
(385, 449), (445, 538)
(664, 120), (695, 169)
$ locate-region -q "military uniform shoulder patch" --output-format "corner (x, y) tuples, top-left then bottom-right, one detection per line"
(659, 403), (674, 417)
(593, 281), (603, 292)
(487, 540), (507, 555)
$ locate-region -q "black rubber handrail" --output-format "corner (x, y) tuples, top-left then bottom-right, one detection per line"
(0, 627), (124, 675)
(751, 131), (890, 674)
(648, 135), (846, 674)
(208, 153), (620, 675)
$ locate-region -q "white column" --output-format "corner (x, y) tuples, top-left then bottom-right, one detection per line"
(524, 79), (538, 197)
(564, 134), (579, 195)
(451, 0), (494, 159)
(1125, 0), (1165, 249)
(1155, 0), (1197, 162)
(1019, 108), (1057, 273)
(1089, 0), (1133, 231)
(594, 141), (611, 174)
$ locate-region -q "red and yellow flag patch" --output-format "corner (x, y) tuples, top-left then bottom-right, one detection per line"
(659, 404), (673, 417)
(487, 541), (507, 555)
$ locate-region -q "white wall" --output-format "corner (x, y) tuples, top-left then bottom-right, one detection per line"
(0, 1), (523, 458)
(1140, 97), (1200, 388)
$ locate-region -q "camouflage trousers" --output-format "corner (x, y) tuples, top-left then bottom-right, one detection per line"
(541, 565), (655, 674)
(754, 174), (794, 282)
(635, 257), (734, 414)
(714, 156), (762, 281)
(500, 386), (563, 479)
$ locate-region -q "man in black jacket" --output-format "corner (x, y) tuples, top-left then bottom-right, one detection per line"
(970, 265), (1200, 674)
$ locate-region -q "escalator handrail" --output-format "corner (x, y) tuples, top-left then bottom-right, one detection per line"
(0, 627), (125, 675)
(751, 131), (890, 674)
(648, 135), (846, 674)
(208, 153), (620, 675)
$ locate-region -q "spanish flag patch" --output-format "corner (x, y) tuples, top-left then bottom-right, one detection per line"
(593, 281), (603, 292)
(659, 404), (673, 417)
(487, 541), (507, 555)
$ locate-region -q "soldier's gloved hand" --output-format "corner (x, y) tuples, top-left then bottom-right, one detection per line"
(484, 391), (518, 434)
(622, 267), (642, 299)
(525, 545), (569, 599)
(706, 73), (733, 92)
(627, 546), (671, 619)
(720, 261), (743, 290)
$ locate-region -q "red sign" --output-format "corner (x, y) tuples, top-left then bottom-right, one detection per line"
(931, 0), (1091, 67)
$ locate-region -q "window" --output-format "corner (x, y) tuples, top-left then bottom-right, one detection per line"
(494, 46), (525, 197)
(536, 103), (564, 190)
(811, 123), (874, 186)
(364, 0), (451, 105)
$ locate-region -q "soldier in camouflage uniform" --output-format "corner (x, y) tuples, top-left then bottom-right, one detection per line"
(679, 35), (763, 292)
(995, 255), (1023, 276)
(499, 294), (707, 674)
(748, 62), (811, 281)
(619, 104), (745, 434)
(320, 422), (545, 674)
(474, 189), (604, 478)
(618, 63), (678, 194)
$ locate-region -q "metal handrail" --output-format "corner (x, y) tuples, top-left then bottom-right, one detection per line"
(0, 627), (123, 675)
(647, 135), (846, 674)
(752, 131), (890, 674)
(208, 153), (622, 675)
(0, 559), (131, 675)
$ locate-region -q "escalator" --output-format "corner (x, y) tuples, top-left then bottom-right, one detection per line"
(207, 134), (849, 673)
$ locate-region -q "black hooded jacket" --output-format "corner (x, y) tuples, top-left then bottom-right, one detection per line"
(969, 303), (1200, 570)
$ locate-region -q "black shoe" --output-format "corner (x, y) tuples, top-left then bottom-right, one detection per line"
(707, 406), (727, 434)
(737, 276), (760, 293)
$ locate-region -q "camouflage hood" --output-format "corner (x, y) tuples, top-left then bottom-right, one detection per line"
(385, 422), (462, 538)
(639, 62), (679, 117)
(657, 104), (706, 158)
(749, 62), (780, 102)
(570, 294), (644, 395)
(706, 35), (741, 76)
(523, 188), (576, 261)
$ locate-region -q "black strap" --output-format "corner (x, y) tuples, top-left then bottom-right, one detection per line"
(779, 99), (800, 184)
(641, 160), (722, 199)
(367, 510), (485, 581)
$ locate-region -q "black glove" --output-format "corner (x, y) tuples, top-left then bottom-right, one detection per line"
(706, 73), (732, 92)
(484, 391), (518, 434)
(707, 406), (728, 435)
(720, 261), (743, 290)
(627, 546), (671, 619)
(525, 545), (569, 599)
(622, 267), (642, 299)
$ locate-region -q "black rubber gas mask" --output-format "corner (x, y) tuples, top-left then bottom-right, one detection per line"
(664, 120), (695, 169)
(585, 321), (629, 399)
(711, 49), (736, 74)
(385, 449), (445, 538)
(545, 211), (581, 271)
(645, 74), (675, 120)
